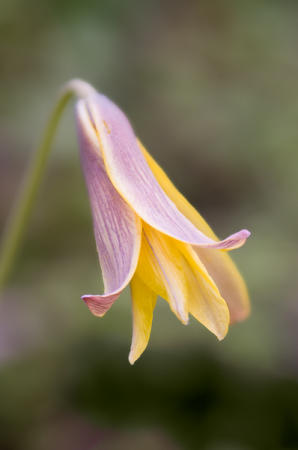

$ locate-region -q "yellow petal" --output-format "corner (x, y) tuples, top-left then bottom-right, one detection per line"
(136, 223), (229, 339)
(143, 224), (189, 325)
(129, 274), (156, 365)
(194, 247), (250, 323)
(135, 226), (189, 325)
(135, 228), (167, 300)
(139, 141), (250, 323)
(179, 243), (230, 339)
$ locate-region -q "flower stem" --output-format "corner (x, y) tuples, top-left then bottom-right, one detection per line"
(0, 79), (94, 290)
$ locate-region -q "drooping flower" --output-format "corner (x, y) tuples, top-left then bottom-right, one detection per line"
(75, 85), (251, 364)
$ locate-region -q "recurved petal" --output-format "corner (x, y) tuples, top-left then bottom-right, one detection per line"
(76, 101), (142, 317)
(141, 143), (250, 323)
(83, 93), (250, 250)
(129, 275), (157, 365)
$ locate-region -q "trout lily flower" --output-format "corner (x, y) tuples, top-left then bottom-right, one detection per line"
(0, 80), (251, 365)
(74, 83), (250, 364)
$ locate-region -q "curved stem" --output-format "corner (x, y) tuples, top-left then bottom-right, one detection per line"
(0, 79), (95, 289)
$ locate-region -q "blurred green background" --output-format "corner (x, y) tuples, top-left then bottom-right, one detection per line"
(1, 0), (298, 449)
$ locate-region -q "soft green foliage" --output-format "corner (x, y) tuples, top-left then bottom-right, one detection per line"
(1, 0), (298, 448)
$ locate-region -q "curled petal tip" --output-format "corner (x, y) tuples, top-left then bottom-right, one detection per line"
(213, 229), (251, 250)
(232, 228), (251, 247)
(82, 294), (119, 317)
(240, 229), (251, 239)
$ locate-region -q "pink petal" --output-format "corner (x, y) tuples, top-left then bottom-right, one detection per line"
(81, 294), (119, 317)
(75, 102), (142, 317)
(83, 93), (250, 250)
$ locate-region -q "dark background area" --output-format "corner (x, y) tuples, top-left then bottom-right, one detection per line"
(1, 0), (298, 448)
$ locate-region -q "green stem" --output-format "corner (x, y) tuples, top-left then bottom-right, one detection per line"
(0, 79), (95, 289)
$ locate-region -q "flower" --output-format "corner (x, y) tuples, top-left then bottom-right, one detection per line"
(75, 86), (251, 364)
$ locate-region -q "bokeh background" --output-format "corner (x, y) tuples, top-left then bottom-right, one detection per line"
(1, 1), (298, 449)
